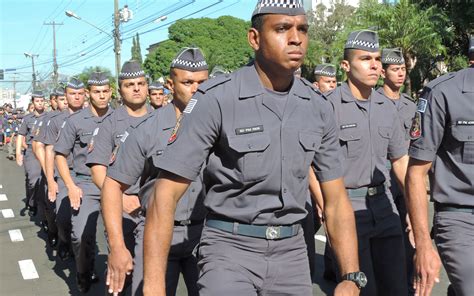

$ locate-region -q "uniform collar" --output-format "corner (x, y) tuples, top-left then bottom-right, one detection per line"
(115, 104), (154, 121)
(238, 63), (311, 100)
(341, 82), (385, 104)
(82, 105), (112, 119)
(462, 67), (474, 93)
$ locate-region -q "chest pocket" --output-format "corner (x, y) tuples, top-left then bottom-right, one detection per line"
(295, 132), (322, 178)
(451, 126), (474, 164)
(227, 133), (271, 182)
(376, 126), (393, 157)
(339, 128), (362, 159)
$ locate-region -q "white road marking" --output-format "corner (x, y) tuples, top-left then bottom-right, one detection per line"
(0, 184), (3, 188)
(0, 194), (8, 201)
(9, 229), (24, 242)
(1, 209), (15, 218)
(18, 259), (39, 280)
(314, 234), (327, 243)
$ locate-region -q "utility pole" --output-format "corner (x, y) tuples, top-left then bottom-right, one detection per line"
(24, 52), (39, 89)
(44, 21), (63, 85)
(113, 0), (121, 100)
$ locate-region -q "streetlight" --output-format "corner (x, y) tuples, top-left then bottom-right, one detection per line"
(65, 9), (120, 99)
(65, 10), (113, 38)
(154, 15), (168, 23)
(24, 52), (39, 89)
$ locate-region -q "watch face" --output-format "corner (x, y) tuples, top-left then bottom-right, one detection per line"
(358, 272), (368, 287)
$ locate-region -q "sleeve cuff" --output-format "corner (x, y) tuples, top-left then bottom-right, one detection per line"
(315, 166), (343, 183)
(408, 146), (436, 162)
(107, 167), (137, 186)
(388, 147), (407, 160)
(54, 146), (70, 156)
(85, 156), (108, 167)
(157, 156), (200, 182)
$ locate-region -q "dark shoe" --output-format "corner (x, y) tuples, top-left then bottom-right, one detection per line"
(47, 233), (58, 248)
(41, 220), (49, 233)
(76, 271), (99, 294)
(77, 272), (92, 294)
(27, 206), (37, 217)
(57, 244), (73, 262)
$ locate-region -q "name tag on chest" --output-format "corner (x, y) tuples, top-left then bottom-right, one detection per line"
(235, 125), (264, 135)
(341, 123), (357, 130)
(456, 120), (474, 126)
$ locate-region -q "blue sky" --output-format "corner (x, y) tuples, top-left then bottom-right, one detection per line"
(0, 0), (255, 93)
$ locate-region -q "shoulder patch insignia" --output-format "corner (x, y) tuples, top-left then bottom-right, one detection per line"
(87, 127), (100, 153)
(168, 115), (183, 144)
(410, 112), (422, 139)
(417, 98), (427, 113)
(109, 144), (120, 165)
(183, 99), (197, 114)
(120, 131), (129, 143)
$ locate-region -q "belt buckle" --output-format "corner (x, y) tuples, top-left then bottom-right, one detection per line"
(367, 187), (377, 196)
(179, 220), (191, 226)
(266, 226), (281, 240)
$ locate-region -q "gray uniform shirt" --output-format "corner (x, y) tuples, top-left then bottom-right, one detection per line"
(43, 110), (74, 172)
(54, 106), (112, 177)
(107, 104), (207, 221)
(86, 105), (153, 195)
(19, 112), (47, 147)
(409, 66), (474, 206)
(34, 110), (60, 144)
(326, 82), (406, 191)
(376, 88), (417, 145)
(156, 64), (343, 225)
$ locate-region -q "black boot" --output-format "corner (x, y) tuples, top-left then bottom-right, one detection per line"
(47, 232), (58, 248)
(57, 243), (73, 261)
(27, 206), (37, 217)
(76, 271), (100, 294)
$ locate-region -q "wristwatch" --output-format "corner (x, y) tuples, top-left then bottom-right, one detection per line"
(342, 271), (367, 289)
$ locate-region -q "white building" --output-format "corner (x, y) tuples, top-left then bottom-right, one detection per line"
(0, 87), (15, 106)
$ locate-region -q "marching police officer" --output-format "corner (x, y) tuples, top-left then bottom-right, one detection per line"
(44, 81), (84, 260)
(377, 47), (417, 295)
(102, 48), (209, 296)
(86, 60), (153, 295)
(148, 81), (167, 109)
(16, 90), (47, 217)
(324, 30), (409, 295)
(405, 36), (474, 296)
(55, 73), (112, 293)
(143, 1), (362, 295)
(32, 88), (65, 247)
(313, 64), (337, 93)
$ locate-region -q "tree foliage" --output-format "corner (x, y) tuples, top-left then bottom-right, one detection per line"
(131, 33), (143, 64)
(144, 16), (253, 79)
(306, 0), (457, 94)
(75, 66), (117, 99)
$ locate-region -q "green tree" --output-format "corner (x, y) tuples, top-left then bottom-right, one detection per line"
(144, 16), (253, 79)
(131, 33), (143, 64)
(75, 66), (118, 100)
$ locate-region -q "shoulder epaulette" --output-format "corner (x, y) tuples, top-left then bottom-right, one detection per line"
(299, 77), (323, 96)
(198, 74), (232, 93)
(424, 72), (455, 91)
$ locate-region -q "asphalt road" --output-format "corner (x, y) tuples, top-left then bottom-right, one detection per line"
(0, 146), (450, 295)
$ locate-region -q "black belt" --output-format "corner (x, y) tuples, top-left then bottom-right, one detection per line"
(206, 219), (300, 240)
(347, 184), (386, 198)
(434, 203), (474, 214)
(174, 219), (204, 226)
